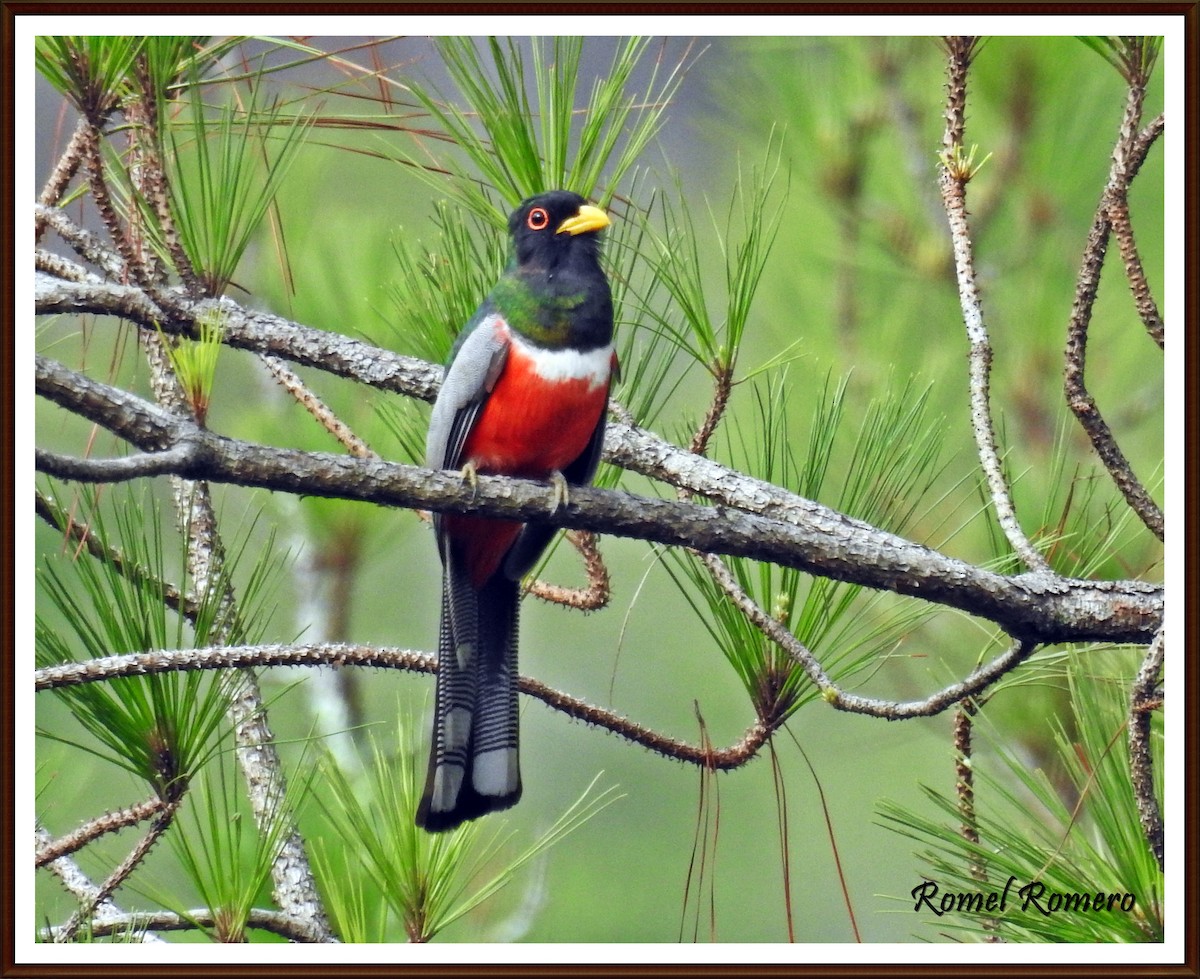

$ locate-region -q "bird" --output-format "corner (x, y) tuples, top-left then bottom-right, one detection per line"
(417, 190), (616, 832)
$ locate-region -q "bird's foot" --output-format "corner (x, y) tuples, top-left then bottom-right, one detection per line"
(549, 470), (570, 514)
(459, 460), (479, 500)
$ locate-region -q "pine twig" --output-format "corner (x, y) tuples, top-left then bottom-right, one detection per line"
(258, 353), (376, 459)
(36, 203), (128, 281)
(35, 826), (166, 943)
(953, 701), (1002, 941)
(53, 801), (179, 943)
(80, 120), (149, 287)
(39, 906), (331, 944)
(689, 364), (733, 458)
(35, 247), (97, 283)
(1128, 626), (1164, 870)
(939, 37), (1049, 573)
(35, 797), (167, 868)
(1108, 198), (1164, 349)
(525, 530), (611, 611)
(33, 640), (773, 770)
(1063, 77), (1164, 541)
(127, 54), (197, 292)
(35, 116), (91, 242)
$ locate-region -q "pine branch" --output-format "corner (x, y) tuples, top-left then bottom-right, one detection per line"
(1063, 71), (1164, 541)
(1128, 626), (1164, 870)
(35, 796), (167, 868)
(939, 37), (1049, 572)
(34, 826), (167, 943)
(33, 641), (771, 769)
(39, 906), (330, 943)
(35, 354), (1162, 646)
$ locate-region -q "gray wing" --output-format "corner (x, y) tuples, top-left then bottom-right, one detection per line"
(426, 312), (511, 473)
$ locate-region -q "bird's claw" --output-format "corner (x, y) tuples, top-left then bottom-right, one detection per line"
(549, 470), (570, 514)
(459, 460), (479, 500)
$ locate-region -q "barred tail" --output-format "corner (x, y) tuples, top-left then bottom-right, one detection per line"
(417, 563), (522, 832)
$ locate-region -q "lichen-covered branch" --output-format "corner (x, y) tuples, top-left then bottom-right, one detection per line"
(35, 826), (166, 944)
(33, 641), (771, 770)
(40, 906), (329, 944)
(1128, 627), (1164, 870)
(1063, 77), (1165, 541)
(35, 355), (1162, 646)
(939, 36), (1049, 572)
(35, 796), (166, 868)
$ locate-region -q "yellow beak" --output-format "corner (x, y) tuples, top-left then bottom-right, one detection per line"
(556, 203), (610, 236)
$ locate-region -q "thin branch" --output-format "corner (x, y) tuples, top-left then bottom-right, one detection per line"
(34, 355), (1163, 646)
(36, 116), (91, 242)
(258, 353), (376, 458)
(79, 121), (147, 286)
(1128, 626), (1164, 870)
(699, 551), (1038, 720)
(36, 489), (200, 620)
(953, 702), (1002, 941)
(523, 671), (769, 770)
(525, 530), (611, 611)
(1108, 200), (1164, 349)
(36, 443), (196, 482)
(34, 826), (166, 943)
(128, 55), (200, 292)
(35, 247), (99, 283)
(35, 796), (166, 868)
(1063, 77), (1164, 541)
(36, 204), (129, 281)
(34, 642), (435, 691)
(34, 641), (772, 770)
(689, 364), (733, 458)
(40, 906), (330, 944)
(53, 802), (178, 943)
(939, 37), (1049, 572)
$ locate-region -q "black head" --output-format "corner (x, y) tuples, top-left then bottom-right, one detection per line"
(507, 191), (610, 273)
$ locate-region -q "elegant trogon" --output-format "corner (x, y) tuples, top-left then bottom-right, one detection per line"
(417, 190), (616, 832)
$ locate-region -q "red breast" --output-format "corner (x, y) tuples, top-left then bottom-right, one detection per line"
(448, 333), (616, 587)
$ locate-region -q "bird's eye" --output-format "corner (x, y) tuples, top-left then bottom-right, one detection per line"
(526, 207), (550, 230)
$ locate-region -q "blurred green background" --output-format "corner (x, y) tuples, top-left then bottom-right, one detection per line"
(34, 35), (1164, 943)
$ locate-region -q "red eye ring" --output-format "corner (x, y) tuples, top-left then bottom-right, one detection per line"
(526, 207), (550, 231)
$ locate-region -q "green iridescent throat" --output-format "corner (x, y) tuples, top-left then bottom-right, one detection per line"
(492, 274), (585, 347)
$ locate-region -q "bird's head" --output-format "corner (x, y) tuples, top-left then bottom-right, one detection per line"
(508, 191), (610, 273)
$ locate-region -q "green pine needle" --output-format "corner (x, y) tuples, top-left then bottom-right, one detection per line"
(664, 369), (949, 723)
(164, 79), (312, 295)
(310, 710), (620, 942)
(157, 746), (311, 942)
(877, 653), (1163, 942)
(35, 484), (282, 799)
(35, 36), (146, 120)
(638, 138), (787, 379)
(389, 37), (688, 224)
(157, 308), (226, 426)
